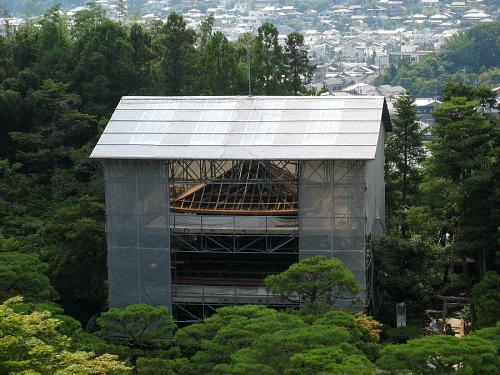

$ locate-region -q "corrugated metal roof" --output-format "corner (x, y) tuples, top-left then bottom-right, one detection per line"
(90, 96), (391, 160)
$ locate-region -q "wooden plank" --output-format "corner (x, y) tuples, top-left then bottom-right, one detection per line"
(171, 207), (298, 215)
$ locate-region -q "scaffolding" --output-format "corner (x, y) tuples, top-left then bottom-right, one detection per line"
(103, 158), (380, 320)
(96, 96), (390, 321)
(167, 160), (300, 320)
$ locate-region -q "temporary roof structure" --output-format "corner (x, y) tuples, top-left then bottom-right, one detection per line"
(90, 96), (391, 160)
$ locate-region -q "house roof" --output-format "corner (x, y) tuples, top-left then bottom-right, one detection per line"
(415, 98), (442, 106)
(90, 96), (391, 160)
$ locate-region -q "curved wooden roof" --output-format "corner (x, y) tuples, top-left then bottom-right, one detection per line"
(170, 161), (297, 215)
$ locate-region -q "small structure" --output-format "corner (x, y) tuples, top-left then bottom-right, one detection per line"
(91, 96), (391, 322)
(415, 98), (441, 114)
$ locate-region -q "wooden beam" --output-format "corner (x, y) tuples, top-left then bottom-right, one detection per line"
(171, 207), (298, 216)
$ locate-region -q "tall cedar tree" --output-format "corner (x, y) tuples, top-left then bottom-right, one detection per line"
(285, 32), (314, 95)
(197, 16), (240, 95)
(36, 5), (71, 82)
(385, 92), (425, 234)
(198, 14), (214, 49)
(71, 12), (134, 115)
(129, 23), (154, 94)
(198, 31), (238, 95)
(159, 12), (196, 95)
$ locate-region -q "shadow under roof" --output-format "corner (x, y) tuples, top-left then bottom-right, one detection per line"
(90, 96), (391, 160)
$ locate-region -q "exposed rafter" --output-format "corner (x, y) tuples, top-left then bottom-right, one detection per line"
(171, 161), (298, 215)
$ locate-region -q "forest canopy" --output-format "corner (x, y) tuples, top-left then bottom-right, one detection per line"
(0, 4), (315, 319)
(0, 4), (499, 375)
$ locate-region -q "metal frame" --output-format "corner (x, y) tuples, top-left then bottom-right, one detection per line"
(299, 160), (369, 310)
(168, 160), (301, 321)
(172, 302), (301, 324)
(103, 158), (377, 321)
(365, 235), (375, 315)
(166, 159), (375, 320)
(171, 233), (298, 254)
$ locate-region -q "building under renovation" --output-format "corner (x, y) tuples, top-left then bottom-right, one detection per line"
(90, 96), (391, 322)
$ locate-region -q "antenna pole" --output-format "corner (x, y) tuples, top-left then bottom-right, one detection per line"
(247, 43), (251, 96)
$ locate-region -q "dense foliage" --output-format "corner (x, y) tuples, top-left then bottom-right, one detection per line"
(0, 5), (315, 321)
(378, 22), (500, 96)
(0, 297), (131, 374)
(264, 255), (360, 309)
(377, 333), (499, 374)
(0, 4), (499, 375)
(385, 91), (425, 233)
(170, 304), (381, 375)
(374, 235), (444, 322)
(471, 272), (500, 328)
(381, 82), (499, 323)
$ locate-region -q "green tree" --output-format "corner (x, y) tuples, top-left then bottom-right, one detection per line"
(0, 296), (131, 374)
(216, 326), (354, 374)
(198, 31), (239, 95)
(35, 5), (71, 82)
(158, 12), (196, 95)
(166, 305), (380, 374)
(442, 22), (500, 72)
(0, 89), (24, 158)
(474, 321), (500, 351)
(423, 86), (499, 311)
(71, 2), (106, 40)
(129, 23), (154, 94)
(8, 22), (39, 72)
(284, 32), (314, 94)
(472, 271), (500, 328)
(264, 256), (360, 308)
(174, 305), (305, 373)
(136, 357), (189, 375)
(72, 9), (133, 115)
(0, 160), (46, 246)
(285, 345), (376, 375)
(253, 22), (286, 95)
(198, 14), (214, 49)
(41, 196), (107, 321)
(377, 334), (499, 374)
(373, 235), (443, 321)
(0, 251), (56, 302)
(97, 304), (176, 350)
(10, 79), (97, 194)
(385, 91), (425, 234)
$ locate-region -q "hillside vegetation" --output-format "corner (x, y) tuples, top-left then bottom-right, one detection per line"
(378, 22), (500, 96)
(0, 3), (314, 320)
(0, 5), (499, 375)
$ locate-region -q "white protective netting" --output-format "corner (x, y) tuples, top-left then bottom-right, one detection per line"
(104, 160), (171, 309)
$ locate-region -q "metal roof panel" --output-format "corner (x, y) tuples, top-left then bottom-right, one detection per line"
(90, 96), (390, 160)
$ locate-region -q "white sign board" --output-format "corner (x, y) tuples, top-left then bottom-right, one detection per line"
(396, 302), (406, 327)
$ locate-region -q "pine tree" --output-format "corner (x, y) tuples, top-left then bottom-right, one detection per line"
(417, 85), (499, 321)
